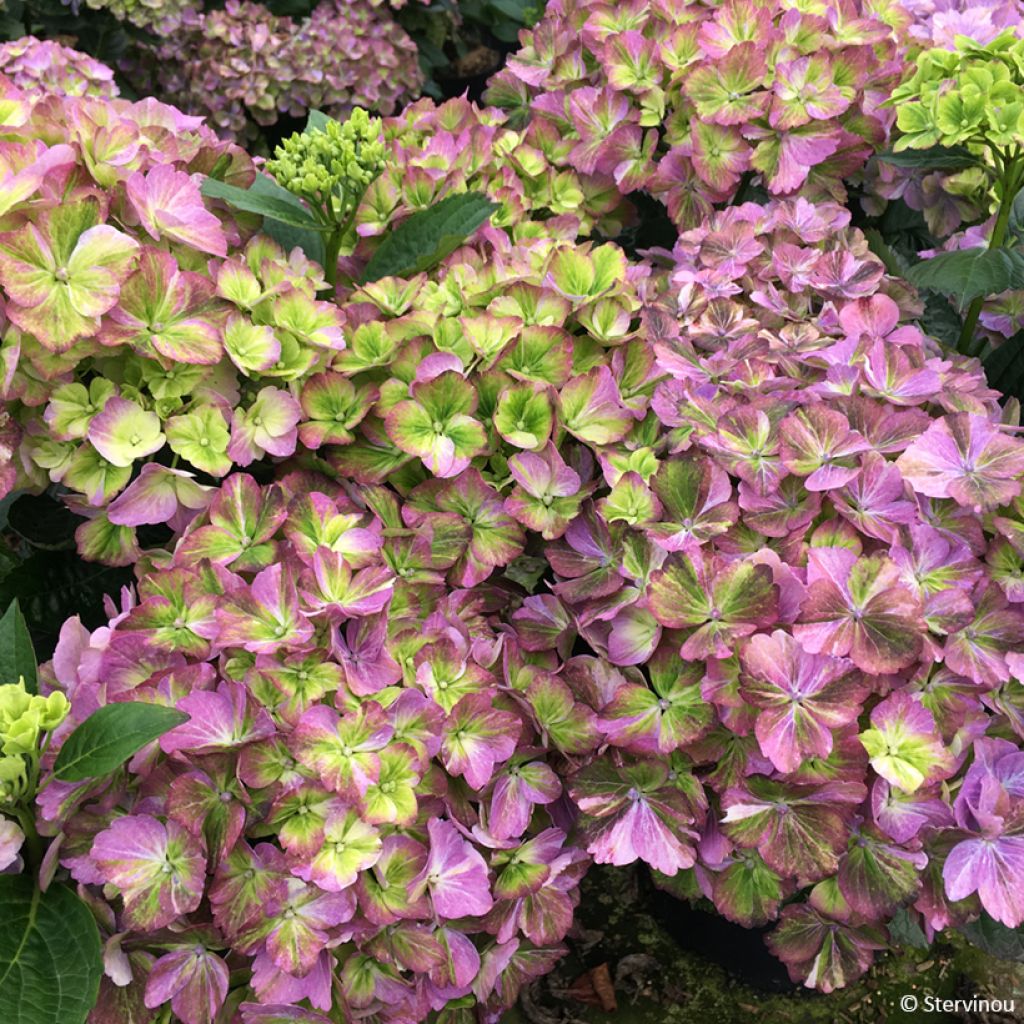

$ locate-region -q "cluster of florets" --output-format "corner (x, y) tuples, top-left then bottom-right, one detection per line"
(637, 198), (1024, 988)
(0, 37), (119, 100)
(901, 0), (1024, 49)
(0, 86), (387, 561)
(129, 0), (422, 144)
(866, 21), (1024, 237)
(892, 29), (1024, 156)
(29, 184), (1024, 1014)
(1, 680), (68, 804)
(268, 110), (387, 223)
(0, 86), (648, 556)
(0, 677), (69, 872)
(359, 95), (631, 242)
(79, 0), (195, 32)
(39, 471), (586, 1024)
(482, 0), (904, 228)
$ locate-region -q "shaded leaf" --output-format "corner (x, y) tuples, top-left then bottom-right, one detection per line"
(888, 908), (930, 951)
(304, 109), (334, 133)
(201, 176), (324, 230)
(361, 193), (498, 283)
(0, 599), (36, 693)
(6, 493), (78, 550)
(961, 913), (1024, 962)
(1010, 188), (1024, 242)
(878, 146), (979, 171)
(984, 331), (1024, 404)
(906, 248), (1024, 311)
(0, 549), (133, 661)
(249, 176), (325, 267)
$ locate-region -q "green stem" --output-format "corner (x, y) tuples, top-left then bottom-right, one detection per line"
(958, 160), (1021, 357)
(323, 228), (344, 290)
(10, 804), (44, 874)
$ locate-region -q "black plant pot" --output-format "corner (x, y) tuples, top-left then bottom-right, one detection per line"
(640, 869), (807, 995)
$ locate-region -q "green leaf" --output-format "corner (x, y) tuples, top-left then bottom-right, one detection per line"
(906, 247), (1024, 310)
(877, 145), (980, 171)
(503, 555), (549, 593)
(6, 493), (78, 551)
(0, 876), (102, 1024)
(0, 600), (37, 694)
(201, 175), (324, 231)
(887, 907), (930, 950)
(53, 702), (189, 781)
(864, 228), (908, 278)
(983, 330), (1024, 403)
(248, 176), (326, 267)
(919, 291), (964, 350)
(1010, 188), (1024, 242)
(304, 109), (334, 134)
(961, 913), (1024, 962)
(360, 192), (498, 284)
(0, 549), (133, 662)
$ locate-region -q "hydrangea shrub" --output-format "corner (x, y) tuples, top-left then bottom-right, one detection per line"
(483, 0), (905, 227)
(3, 6), (1024, 1022)
(19, 180), (1024, 1018)
(0, 37), (119, 100)
(128, 0), (422, 144)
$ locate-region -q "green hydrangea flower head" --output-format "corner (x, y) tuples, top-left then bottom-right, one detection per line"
(267, 109), (386, 225)
(0, 682), (69, 756)
(893, 31), (1024, 153)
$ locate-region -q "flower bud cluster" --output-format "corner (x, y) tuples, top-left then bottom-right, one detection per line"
(268, 110), (386, 223)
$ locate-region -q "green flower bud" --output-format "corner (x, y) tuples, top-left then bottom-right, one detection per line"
(3, 713), (40, 757)
(0, 681), (70, 756)
(0, 754), (27, 802)
(34, 691), (69, 731)
(0, 682), (32, 726)
(266, 108), (386, 223)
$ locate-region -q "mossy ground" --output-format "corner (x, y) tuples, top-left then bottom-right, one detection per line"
(508, 867), (1023, 1024)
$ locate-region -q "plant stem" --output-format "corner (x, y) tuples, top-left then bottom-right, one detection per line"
(324, 229), (344, 290)
(11, 804), (44, 873)
(958, 161), (1020, 356)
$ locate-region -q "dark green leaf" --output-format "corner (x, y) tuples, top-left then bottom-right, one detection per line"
(0, 548), (133, 662)
(887, 908), (930, 950)
(919, 292), (964, 350)
(0, 876), (102, 1024)
(906, 247), (1024, 310)
(360, 192), (498, 283)
(201, 176), (324, 230)
(984, 330), (1024, 403)
(248, 176), (326, 267)
(6, 493), (78, 550)
(877, 146), (980, 171)
(504, 555), (549, 593)
(304, 109), (334, 134)
(266, 0), (316, 15)
(961, 913), (1024, 962)
(864, 228), (908, 278)
(1010, 188), (1024, 242)
(53, 702), (189, 781)
(0, 600), (36, 694)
